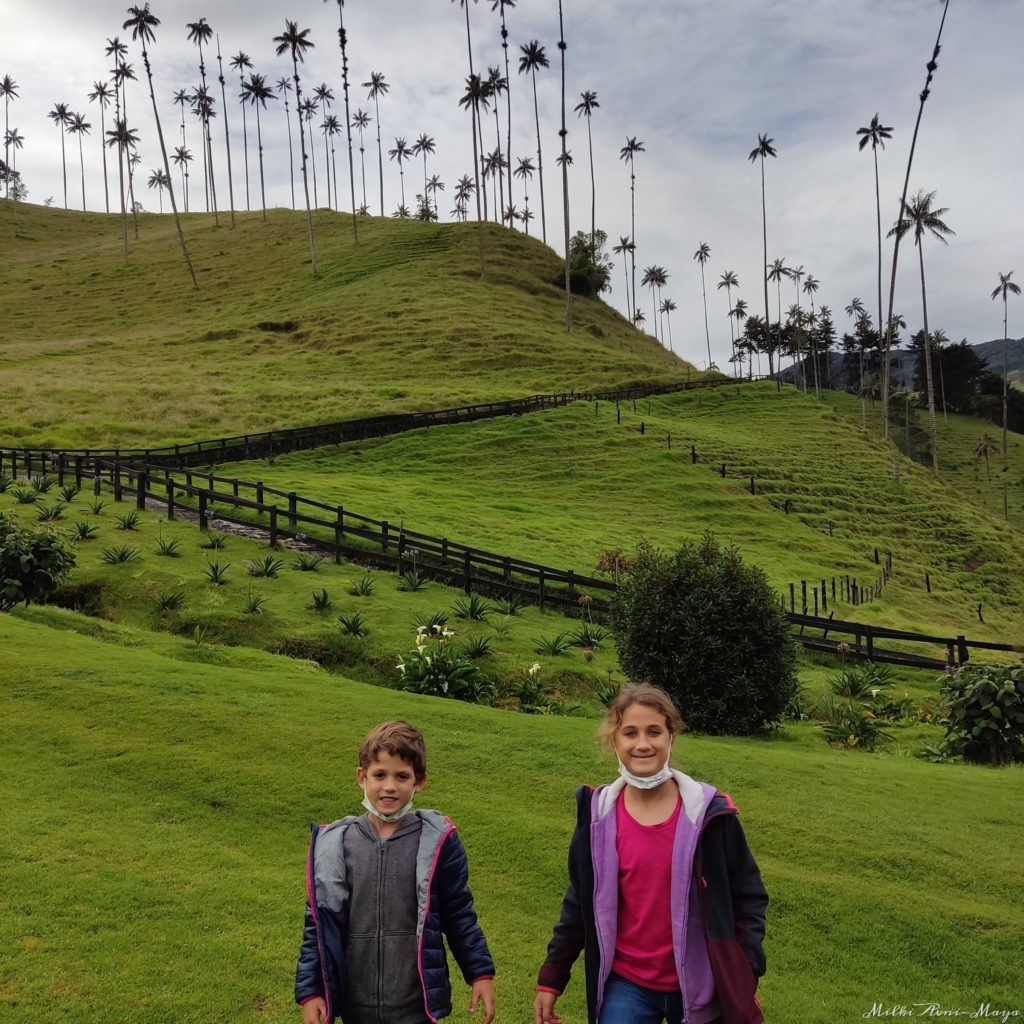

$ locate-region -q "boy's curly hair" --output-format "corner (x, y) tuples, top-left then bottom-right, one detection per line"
(359, 721), (427, 780)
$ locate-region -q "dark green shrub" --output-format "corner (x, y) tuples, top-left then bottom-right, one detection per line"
(610, 535), (797, 735)
(0, 512), (77, 611)
(932, 662), (1024, 766)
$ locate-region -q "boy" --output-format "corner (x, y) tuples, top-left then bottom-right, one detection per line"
(295, 721), (496, 1024)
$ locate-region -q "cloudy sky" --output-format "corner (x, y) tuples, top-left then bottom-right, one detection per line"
(3, 0), (1021, 369)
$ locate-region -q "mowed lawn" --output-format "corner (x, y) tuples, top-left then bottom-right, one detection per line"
(2, 613), (1022, 1024)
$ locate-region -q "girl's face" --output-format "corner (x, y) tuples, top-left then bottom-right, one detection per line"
(613, 702), (673, 776)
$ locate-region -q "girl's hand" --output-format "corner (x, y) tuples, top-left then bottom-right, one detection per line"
(301, 996), (327, 1024)
(534, 990), (562, 1024)
(470, 977), (496, 1024)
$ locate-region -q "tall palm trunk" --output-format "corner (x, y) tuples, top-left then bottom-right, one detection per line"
(196, 45), (219, 225)
(116, 138), (128, 262)
(499, 3), (512, 225)
(292, 59), (317, 272)
(215, 40), (236, 226)
(700, 264), (711, 367)
(760, 155), (774, 381)
(58, 122), (68, 208)
(237, 70), (250, 211)
(120, 82), (141, 237)
(917, 245), (938, 473)
(99, 102), (110, 213)
(335, 3), (359, 243)
(873, 143), (883, 412)
(585, 113), (595, 252)
(1003, 297), (1010, 469)
(882, 0), (950, 438)
(76, 132), (86, 209)
(282, 91), (296, 208)
(373, 95), (384, 216)
(558, 0), (572, 330)
(530, 68), (546, 244)
(254, 101), (267, 220)
(629, 164), (637, 325)
(308, 113), (319, 208)
(140, 47), (198, 288)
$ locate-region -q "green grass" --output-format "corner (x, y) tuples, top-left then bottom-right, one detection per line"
(0, 201), (695, 449)
(219, 383), (1024, 646)
(1, 610), (1022, 1023)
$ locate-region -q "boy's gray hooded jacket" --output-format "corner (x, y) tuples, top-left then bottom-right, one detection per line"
(295, 810), (494, 1024)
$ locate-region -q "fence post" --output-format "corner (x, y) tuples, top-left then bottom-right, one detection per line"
(925, 573), (931, 593)
(113, 454), (123, 502)
(801, 580), (807, 615)
(503, 557), (512, 583)
(813, 589), (819, 616)
(866, 631), (874, 660)
(957, 635), (968, 664)
(640, 421), (645, 435)
(538, 569), (546, 610)
(750, 477), (755, 495)
(56, 454), (65, 485)
(789, 583), (795, 613)
(720, 463), (726, 478)
(136, 472), (148, 511)
(288, 493), (298, 532)
(441, 538), (449, 566)
(269, 506), (278, 547)
(74, 456), (83, 487)
(166, 478), (175, 520)
(691, 444), (696, 464)
(397, 533), (406, 575)
(463, 551), (472, 595)
(381, 520), (390, 555)
(198, 491), (208, 531)
(667, 433), (672, 450)
(256, 482), (265, 514)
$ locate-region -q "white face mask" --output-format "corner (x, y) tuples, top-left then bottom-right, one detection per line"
(617, 754), (674, 790)
(361, 787), (416, 823)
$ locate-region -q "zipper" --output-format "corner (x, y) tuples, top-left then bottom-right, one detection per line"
(376, 841), (385, 1024)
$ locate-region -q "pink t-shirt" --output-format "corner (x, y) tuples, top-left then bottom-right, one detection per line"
(611, 790), (681, 992)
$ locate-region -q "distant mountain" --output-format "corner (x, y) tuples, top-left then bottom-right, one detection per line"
(971, 336), (1024, 385)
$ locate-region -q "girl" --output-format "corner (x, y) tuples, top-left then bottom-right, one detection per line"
(534, 683), (768, 1024)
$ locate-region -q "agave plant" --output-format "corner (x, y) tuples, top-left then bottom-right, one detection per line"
(101, 544), (140, 564)
(248, 555), (285, 578)
(156, 590), (186, 613)
(338, 611), (367, 637)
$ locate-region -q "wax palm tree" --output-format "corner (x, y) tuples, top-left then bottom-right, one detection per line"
(363, 72), (389, 216)
(991, 270), (1021, 470)
(190, 86), (217, 215)
(887, 189), (955, 473)
(458, 75), (487, 273)
(186, 18), (218, 222)
(313, 84), (334, 207)
(352, 108), (370, 211)
(105, 118), (138, 261)
(212, 36), (236, 226)
(299, 98), (320, 208)
(274, 19), (317, 272)
(147, 167), (169, 211)
(857, 113), (894, 408)
(426, 174), (445, 218)
(229, 51), (253, 211)
(87, 82), (114, 213)
(693, 242), (713, 367)
(5, 128), (24, 192)
(112, 60), (142, 236)
(574, 90), (600, 252)
(513, 155), (534, 234)
(620, 136), (645, 324)
(485, 69), (507, 214)
(105, 39), (129, 220)
(274, 76), (295, 208)
(323, 114), (342, 213)
(660, 298), (677, 354)
(748, 132), (778, 380)
(241, 72), (274, 219)
(1, 75), (17, 200)
(803, 274), (821, 396)
(491, 0), (516, 215)
(325, 0), (358, 240)
(717, 270), (740, 376)
(124, 4), (198, 287)
(633, 309), (647, 329)
(482, 149), (507, 217)
(730, 299), (751, 375)
(171, 144), (192, 211)
(518, 40), (549, 244)
(67, 112), (91, 211)
(389, 136), (411, 210)
(973, 434), (999, 483)
(47, 103), (72, 208)
(883, 1), (950, 439)
(453, 174), (475, 222)
(612, 235), (635, 318)
(413, 133), (436, 214)
(556, 0), (573, 330)
(641, 265), (667, 341)
(767, 258), (789, 361)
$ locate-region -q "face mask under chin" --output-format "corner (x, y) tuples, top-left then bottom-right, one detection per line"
(361, 788), (416, 823)
(617, 751), (674, 790)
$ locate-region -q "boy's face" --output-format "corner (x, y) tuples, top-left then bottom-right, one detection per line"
(357, 751), (424, 814)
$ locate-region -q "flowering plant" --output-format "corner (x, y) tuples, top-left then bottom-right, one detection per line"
(396, 625), (492, 703)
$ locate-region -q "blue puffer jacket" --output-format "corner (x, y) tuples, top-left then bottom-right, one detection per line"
(294, 810), (495, 1023)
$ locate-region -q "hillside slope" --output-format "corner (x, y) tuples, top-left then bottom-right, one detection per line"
(0, 201), (690, 448)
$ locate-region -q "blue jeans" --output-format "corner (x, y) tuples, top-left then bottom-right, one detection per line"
(598, 973), (684, 1024)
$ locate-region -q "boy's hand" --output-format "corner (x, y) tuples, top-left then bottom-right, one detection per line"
(533, 990), (562, 1024)
(301, 996), (327, 1024)
(469, 977), (496, 1024)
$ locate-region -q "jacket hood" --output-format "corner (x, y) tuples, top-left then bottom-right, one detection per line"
(593, 769), (718, 827)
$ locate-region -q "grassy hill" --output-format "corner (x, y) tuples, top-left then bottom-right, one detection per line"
(2, 611), (1022, 1023)
(1, 200), (691, 449)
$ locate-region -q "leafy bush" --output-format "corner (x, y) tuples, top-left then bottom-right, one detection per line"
(116, 511), (141, 531)
(155, 535), (181, 557)
(157, 590), (185, 613)
(101, 545), (140, 565)
(204, 561), (230, 585)
(88, 499), (107, 515)
(31, 475), (55, 493)
(12, 486), (39, 504)
(310, 588), (333, 612)
(36, 502), (67, 523)
(338, 611), (367, 637)
(398, 571), (427, 592)
(513, 663), (550, 713)
(70, 521), (99, 541)
(817, 693), (894, 751)
(350, 574), (375, 597)
(413, 611), (449, 632)
(494, 595), (527, 616)
(201, 531), (228, 550)
(248, 555), (284, 578)
(931, 662), (1024, 766)
(461, 634), (493, 660)
(453, 594), (492, 621)
(533, 632), (571, 656)
(396, 627), (491, 702)
(244, 589), (267, 615)
(59, 483), (81, 502)
(294, 553), (325, 572)
(610, 535), (797, 735)
(0, 512), (77, 611)
(569, 624), (610, 649)
(829, 662), (895, 699)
